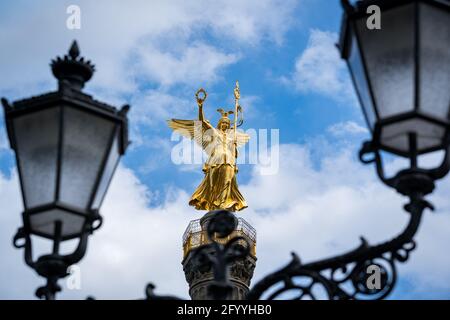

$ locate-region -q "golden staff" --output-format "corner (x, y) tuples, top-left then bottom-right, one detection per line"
(233, 81), (240, 159)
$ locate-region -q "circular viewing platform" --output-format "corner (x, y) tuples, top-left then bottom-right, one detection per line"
(182, 216), (256, 259)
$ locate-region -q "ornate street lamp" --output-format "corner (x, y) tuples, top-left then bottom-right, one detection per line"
(1, 41), (130, 299)
(243, 0), (450, 300)
(334, 0), (450, 198)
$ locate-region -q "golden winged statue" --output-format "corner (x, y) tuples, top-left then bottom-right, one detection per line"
(167, 82), (249, 212)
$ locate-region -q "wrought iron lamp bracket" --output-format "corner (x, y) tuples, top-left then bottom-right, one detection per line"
(245, 138), (445, 300)
(12, 216), (100, 300)
(359, 138), (450, 196)
(247, 186), (430, 300)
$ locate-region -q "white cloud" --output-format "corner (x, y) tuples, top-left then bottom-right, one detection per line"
(135, 42), (239, 87)
(0, 0), (297, 96)
(283, 29), (356, 104)
(0, 0), (298, 154)
(1, 140), (449, 299)
(199, 0), (297, 46)
(130, 90), (191, 128)
(328, 121), (369, 136)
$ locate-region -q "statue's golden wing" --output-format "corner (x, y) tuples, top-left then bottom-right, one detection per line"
(167, 119), (213, 151)
(235, 130), (250, 148)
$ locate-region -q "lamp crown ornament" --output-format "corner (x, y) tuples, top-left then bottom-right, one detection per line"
(50, 40), (95, 90)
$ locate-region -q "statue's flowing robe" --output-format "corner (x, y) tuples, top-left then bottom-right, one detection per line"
(167, 119), (249, 211)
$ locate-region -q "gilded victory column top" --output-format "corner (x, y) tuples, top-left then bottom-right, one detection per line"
(167, 82), (249, 212)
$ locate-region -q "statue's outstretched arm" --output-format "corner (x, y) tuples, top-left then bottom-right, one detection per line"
(198, 105), (214, 130)
(198, 104), (205, 121)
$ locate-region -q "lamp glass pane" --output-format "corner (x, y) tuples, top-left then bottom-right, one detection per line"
(348, 32), (376, 130)
(419, 3), (450, 120)
(59, 107), (115, 210)
(380, 118), (445, 154)
(356, 4), (415, 119)
(13, 107), (59, 209)
(92, 130), (120, 210)
(29, 209), (85, 239)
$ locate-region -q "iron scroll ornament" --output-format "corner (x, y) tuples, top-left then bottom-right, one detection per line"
(246, 195), (426, 300)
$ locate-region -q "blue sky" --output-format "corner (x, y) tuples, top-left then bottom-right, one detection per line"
(0, 0), (449, 300)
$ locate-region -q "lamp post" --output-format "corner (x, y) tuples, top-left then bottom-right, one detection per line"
(1, 41), (130, 300)
(243, 0), (450, 300)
